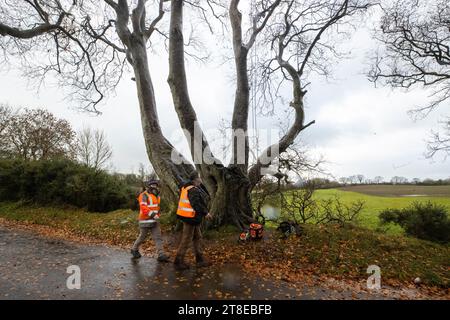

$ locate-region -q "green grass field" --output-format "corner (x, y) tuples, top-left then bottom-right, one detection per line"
(316, 188), (450, 234)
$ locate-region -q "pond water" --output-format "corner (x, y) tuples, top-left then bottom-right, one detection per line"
(401, 194), (427, 197)
(261, 205), (281, 220)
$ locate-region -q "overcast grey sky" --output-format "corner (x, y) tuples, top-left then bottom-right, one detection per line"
(0, 20), (449, 181)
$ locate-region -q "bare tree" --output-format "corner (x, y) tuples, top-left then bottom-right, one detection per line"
(0, 104), (15, 157)
(338, 177), (349, 185)
(137, 162), (146, 182)
(76, 127), (113, 171)
(373, 176), (384, 184)
(1, 108), (75, 160)
(356, 174), (365, 184)
(136, 162), (157, 182)
(427, 117), (450, 158)
(282, 181), (365, 225)
(348, 175), (359, 184)
(283, 181), (318, 224)
(391, 176), (408, 184)
(370, 0), (450, 156)
(318, 196), (365, 225)
(0, 104), (13, 133)
(0, 0), (374, 228)
(412, 177), (421, 184)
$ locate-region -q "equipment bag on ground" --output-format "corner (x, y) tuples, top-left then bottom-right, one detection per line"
(249, 222), (264, 240)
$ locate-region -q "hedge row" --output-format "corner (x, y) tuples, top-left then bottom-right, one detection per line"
(0, 159), (137, 212)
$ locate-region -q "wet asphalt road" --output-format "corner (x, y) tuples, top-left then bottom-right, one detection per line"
(0, 226), (382, 300)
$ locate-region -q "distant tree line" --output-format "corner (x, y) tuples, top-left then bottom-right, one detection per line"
(337, 175), (450, 186)
(255, 174), (450, 192)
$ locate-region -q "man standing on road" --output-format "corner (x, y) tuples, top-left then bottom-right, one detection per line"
(131, 180), (169, 262)
(174, 171), (212, 270)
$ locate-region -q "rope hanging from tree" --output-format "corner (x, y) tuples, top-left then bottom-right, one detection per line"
(250, 0), (260, 160)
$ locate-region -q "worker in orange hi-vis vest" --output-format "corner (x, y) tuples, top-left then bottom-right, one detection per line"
(131, 180), (169, 262)
(174, 171), (213, 271)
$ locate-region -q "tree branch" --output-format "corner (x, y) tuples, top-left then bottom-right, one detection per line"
(167, 0), (219, 169)
(144, 0), (166, 39)
(0, 9), (65, 39)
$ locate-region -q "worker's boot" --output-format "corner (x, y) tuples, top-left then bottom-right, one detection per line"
(195, 254), (212, 268)
(174, 256), (190, 270)
(157, 253), (170, 262)
(130, 249), (142, 259)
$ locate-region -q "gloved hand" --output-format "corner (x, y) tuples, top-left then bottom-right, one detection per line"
(149, 211), (160, 220)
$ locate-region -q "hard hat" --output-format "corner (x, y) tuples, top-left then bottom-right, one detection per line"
(145, 179), (160, 187)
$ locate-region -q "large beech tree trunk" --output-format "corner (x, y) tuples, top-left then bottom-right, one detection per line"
(118, 0), (311, 230)
(126, 20), (194, 195)
(167, 1), (255, 228)
(131, 48), (193, 194)
(207, 166), (254, 229)
(126, 0), (309, 229)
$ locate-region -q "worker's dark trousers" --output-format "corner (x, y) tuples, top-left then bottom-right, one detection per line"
(175, 222), (204, 262)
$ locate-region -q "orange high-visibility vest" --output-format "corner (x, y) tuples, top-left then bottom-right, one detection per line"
(138, 191), (160, 221)
(176, 186), (196, 218)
